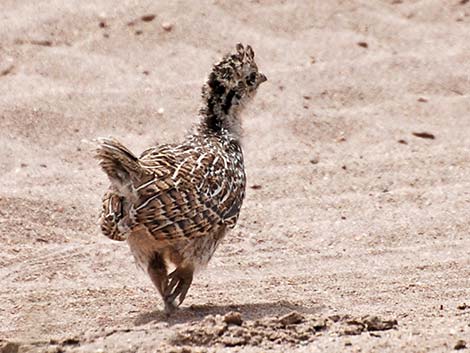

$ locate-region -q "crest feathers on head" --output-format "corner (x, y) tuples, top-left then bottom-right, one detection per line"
(235, 43), (255, 61)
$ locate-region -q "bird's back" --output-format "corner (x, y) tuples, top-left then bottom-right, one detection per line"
(99, 131), (246, 246)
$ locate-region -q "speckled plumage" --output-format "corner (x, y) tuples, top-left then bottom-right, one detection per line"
(96, 44), (266, 313)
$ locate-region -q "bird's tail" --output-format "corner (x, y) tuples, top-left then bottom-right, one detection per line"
(95, 138), (148, 192)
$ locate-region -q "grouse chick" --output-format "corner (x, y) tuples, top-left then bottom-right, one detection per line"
(96, 43), (266, 314)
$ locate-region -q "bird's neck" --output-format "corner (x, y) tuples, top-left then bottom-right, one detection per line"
(198, 87), (243, 141)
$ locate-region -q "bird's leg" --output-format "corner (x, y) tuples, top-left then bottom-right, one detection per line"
(147, 252), (170, 308)
(164, 265), (194, 311)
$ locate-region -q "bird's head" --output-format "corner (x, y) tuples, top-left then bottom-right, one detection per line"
(200, 43), (267, 136)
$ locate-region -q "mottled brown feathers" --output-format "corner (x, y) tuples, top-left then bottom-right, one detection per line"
(95, 44), (266, 312)
(200, 44), (267, 137)
(97, 133), (245, 244)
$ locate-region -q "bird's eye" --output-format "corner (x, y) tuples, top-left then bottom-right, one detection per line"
(246, 72), (257, 86)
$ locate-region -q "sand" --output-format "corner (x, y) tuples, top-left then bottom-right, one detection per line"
(1, 0), (470, 352)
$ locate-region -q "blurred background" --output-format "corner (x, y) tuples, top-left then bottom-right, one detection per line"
(1, 1), (469, 351)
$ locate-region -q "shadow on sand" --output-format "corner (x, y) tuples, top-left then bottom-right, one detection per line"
(134, 300), (323, 326)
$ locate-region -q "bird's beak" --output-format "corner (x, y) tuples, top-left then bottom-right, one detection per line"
(259, 73), (267, 84)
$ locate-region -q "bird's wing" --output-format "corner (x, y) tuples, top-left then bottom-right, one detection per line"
(131, 141), (245, 243)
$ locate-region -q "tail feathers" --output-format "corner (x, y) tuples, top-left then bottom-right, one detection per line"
(95, 138), (148, 189)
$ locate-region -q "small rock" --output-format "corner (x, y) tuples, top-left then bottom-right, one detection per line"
(303, 95), (311, 100)
(279, 311), (304, 326)
(412, 132), (435, 139)
(224, 311), (243, 326)
(99, 21), (107, 28)
(40, 164), (47, 168)
(362, 316), (397, 331)
(398, 139), (408, 144)
(357, 41), (368, 48)
(162, 22), (173, 31)
(455, 340), (466, 350)
(250, 184), (262, 190)
(157, 107), (165, 115)
(417, 97), (428, 102)
(309, 158), (319, 164)
(135, 30), (143, 35)
(143, 70), (150, 75)
(141, 14), (156, 22)
(457, 303), (468, 310)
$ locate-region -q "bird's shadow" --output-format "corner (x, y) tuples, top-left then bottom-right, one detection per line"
(134, 300), (323, 326)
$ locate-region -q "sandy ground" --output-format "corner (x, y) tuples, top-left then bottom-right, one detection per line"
(1, 0), (470, 352)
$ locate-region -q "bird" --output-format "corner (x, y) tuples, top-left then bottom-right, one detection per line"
(95, 43), (266, 314)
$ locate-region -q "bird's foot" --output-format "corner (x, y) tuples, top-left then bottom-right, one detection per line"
(163, 266), (194, 312)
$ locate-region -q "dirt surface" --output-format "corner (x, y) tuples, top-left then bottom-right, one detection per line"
(1, 1), (470, 352)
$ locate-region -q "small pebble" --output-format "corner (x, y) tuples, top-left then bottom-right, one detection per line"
(223, 312), (243, 326)
(412, 132), (435, 139)
(309, 158), (319, 164)
(455, 340), (466, 350)
(141, 14), (156, 22)
(161, 22), (173, 31)
(279, 311), (304, 326)
(157, 108), (165, 115)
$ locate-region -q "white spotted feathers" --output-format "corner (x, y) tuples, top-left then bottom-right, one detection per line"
(95, 43), (266, 312)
